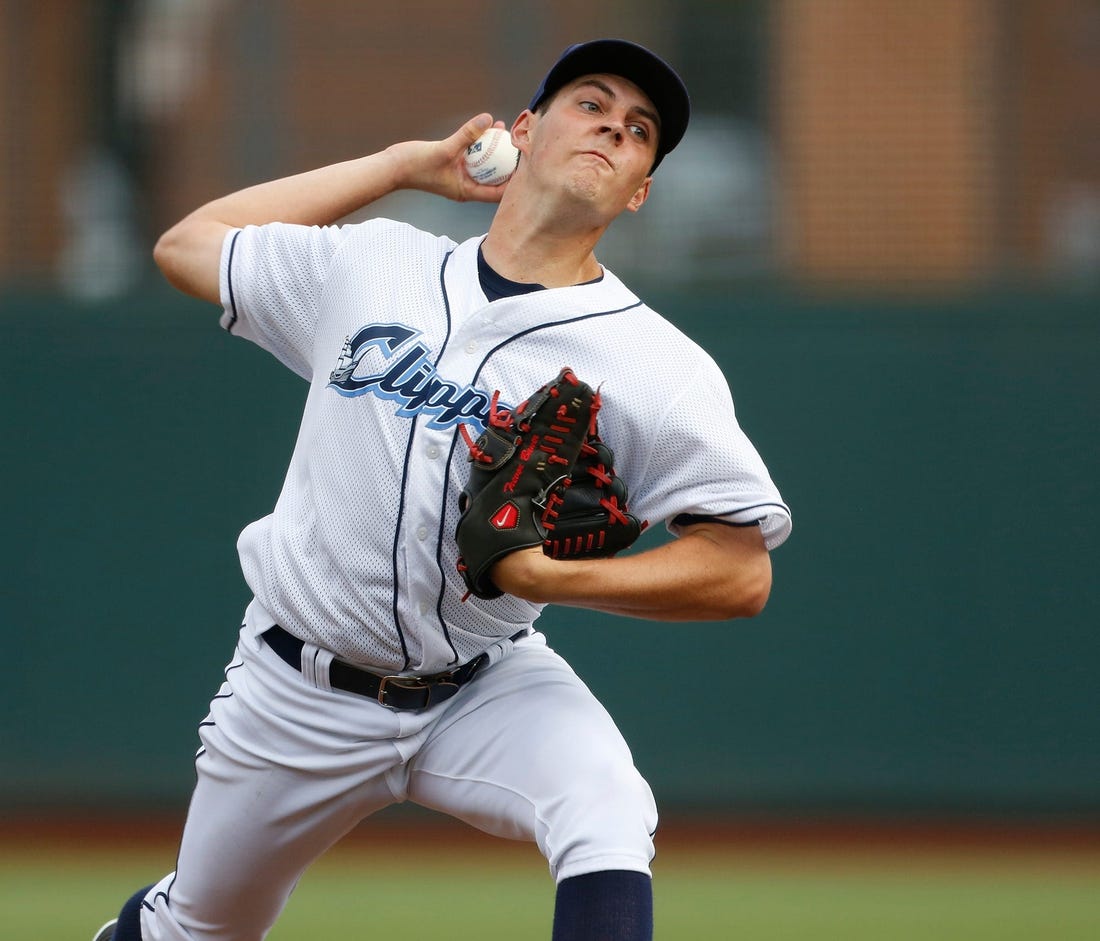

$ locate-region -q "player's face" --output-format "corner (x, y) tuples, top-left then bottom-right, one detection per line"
(515, 73), (658, 218)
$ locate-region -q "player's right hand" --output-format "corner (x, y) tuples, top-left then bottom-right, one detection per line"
(391, 114), (512, 205)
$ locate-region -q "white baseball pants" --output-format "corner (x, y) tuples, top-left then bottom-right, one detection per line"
(136, 601), (657, 941)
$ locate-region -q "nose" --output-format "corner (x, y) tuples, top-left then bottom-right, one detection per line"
(598, 121), (625, 143)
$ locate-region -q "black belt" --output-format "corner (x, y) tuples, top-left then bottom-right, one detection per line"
(260, 625), (525, 710)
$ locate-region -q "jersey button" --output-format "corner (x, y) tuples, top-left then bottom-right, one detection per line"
(464, 341), (477, 354)
(426, 446), (440, 460)
(417, 526), (428, 541)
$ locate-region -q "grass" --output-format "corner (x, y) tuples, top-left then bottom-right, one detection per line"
(5, 829), (1099, 940)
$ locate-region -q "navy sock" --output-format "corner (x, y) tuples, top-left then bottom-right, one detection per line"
(111, 884), (153, 941)
(552, 870), (653, 941)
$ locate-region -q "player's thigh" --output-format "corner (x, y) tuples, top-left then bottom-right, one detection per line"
(158, 753), (373, 939)
(143, 639), (405, 940)
(407, 634), (657, 878)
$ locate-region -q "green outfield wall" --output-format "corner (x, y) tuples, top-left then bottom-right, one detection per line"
(3, 283), (1098, 817)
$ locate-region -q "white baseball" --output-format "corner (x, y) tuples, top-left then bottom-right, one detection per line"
(464, 128), (519, 186)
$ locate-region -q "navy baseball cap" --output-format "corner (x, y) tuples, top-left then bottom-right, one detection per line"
(528, 39), (691, 171)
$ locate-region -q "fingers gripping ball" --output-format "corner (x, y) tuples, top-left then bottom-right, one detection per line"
(541, 435), (647, 559)
(465, 128), (520, 186)
(456, 368), (599, 599)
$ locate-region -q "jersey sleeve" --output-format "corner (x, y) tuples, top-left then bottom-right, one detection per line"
(631, 354), (792, 551)
(218, 222), (348, 380)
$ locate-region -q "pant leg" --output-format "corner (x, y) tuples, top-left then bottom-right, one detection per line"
(405, 632), (658, 882)
(139, 622), (417, 941)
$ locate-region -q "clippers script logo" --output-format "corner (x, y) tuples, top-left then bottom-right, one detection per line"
(328, 323), (508, 430)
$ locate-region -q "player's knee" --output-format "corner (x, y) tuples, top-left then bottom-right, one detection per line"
(546, 762), (657, 881)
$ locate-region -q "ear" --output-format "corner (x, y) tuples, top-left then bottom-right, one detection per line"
(511, 110), (535, 156)
(625, 176), (652, 214)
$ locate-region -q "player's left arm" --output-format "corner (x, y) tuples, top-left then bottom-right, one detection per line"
(490, 520), (772, 621)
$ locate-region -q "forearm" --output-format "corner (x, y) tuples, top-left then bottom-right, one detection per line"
(152, 151), (402, 300)
(154, 114), (504, 304)
(187, 150), (404, 228)
(492, 524), (773, 622)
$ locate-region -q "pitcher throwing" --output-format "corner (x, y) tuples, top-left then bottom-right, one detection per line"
(93, 38), (791, 941)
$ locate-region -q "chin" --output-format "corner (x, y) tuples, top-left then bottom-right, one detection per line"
(565, 169), (601, 203)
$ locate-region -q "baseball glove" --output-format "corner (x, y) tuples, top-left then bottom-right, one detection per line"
(540, 433), (647, 559)
(455, 367), (599, 600)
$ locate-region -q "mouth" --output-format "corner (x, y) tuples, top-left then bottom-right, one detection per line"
(579, 150), (613, 169)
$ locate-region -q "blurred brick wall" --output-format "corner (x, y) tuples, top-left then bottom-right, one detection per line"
(2, 0), (660, 286)
(1008, 0), (1100, 278)
(152, 0), (664, 221)
(145, 0), (518, 230)
(1, 1), (92, 282)
(773, 0), (1100, 287)
(3, 0), (1096, 290)
(773, 0), (1001, 286)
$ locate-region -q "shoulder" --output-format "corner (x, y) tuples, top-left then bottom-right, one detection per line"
(233, 217), (458, 260)
(339, 217), (459, 255)
(598, 269), (710, 345)
(607, 293), (723, 379)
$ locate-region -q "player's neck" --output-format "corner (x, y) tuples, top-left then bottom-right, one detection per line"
(482, 213), (604, 289)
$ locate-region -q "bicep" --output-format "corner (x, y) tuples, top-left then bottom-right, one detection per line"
(675, 520), (772, 615)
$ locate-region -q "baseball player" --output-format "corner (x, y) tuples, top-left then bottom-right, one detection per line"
(92, 38), (791, 941)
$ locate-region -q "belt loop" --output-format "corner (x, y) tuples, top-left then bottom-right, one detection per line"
(300, 642), (335, 692)
(479, 628), (529, 669)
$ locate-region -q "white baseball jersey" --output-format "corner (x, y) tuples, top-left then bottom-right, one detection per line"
(219, 218), (791, 674)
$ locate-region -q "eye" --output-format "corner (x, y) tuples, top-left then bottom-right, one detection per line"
(579, 100), (600, 113)
(628, 124), (650, 142)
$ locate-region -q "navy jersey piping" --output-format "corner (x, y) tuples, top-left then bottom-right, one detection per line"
(673, 503), (791, 528)
(427, 248), (461, 665)
(435, 430), (465, 666)
(389, 248), (458, 670)
(478, 301), (645, 368)
(224, 230), (241, 332)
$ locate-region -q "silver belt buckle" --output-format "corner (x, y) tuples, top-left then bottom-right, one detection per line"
(377, 674), (430, 708)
